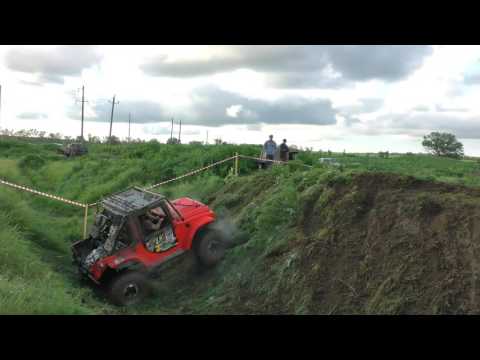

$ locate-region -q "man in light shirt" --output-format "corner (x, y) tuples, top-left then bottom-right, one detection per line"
(263, 135), (277, 161)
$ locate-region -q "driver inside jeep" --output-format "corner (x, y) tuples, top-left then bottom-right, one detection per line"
(142, 209), (164, 233)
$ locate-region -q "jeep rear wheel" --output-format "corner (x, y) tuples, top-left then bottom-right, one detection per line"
(194, 228), (226, 268)
(108, 272), (151, 306)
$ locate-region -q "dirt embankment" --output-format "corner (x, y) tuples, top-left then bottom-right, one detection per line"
(143, 171), (480, 314)
(292, 173), (480, 314)
(193, 172), (480, 314)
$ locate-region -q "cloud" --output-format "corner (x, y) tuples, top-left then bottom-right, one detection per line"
(435, 104), (469, 112)
(412, 105), (430, 112)
(337, 98), (384, 115)
(464, 73), (480, 85)
(5, 45), (103, 84)
(68, 86), (337, 127)
(19, 80), (43, 87)
(245, 123), (263, 131)
(143, 124), (200, 136)
(68, 100), (168, 124)
(38, 73), (65, 84)
(141, 45), (433, 88)
(226, 105), (243, 118)
(182, 86), (337, 126)
(358, 112), (480, 139)
(343, 115), (362, 127)
(16, 112), (48, 120)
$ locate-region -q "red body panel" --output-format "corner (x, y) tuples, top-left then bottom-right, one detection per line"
(91, 197), (215, 281)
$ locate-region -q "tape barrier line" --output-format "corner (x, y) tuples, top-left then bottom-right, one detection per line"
(84, 155), (239, 207)
(145, 155), (237, 190)
(238, 154), (313, 168)
(1, 153), (309, 238)
(0, 178), (86, 208)
(0, 153), (311, 210)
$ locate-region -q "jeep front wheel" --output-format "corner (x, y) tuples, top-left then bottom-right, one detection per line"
(194, 228), (226, 268)
(108, 272), (151, 306)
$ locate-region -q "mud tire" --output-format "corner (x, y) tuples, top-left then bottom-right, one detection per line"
(108, 271), (151, 306)
(194, 228), (226, 268)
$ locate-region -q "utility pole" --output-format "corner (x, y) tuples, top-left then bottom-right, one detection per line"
(76, 85), (88, 142)
(170, 118), (174, 143)
(178, 119), (182, 144)
(108, 95), (119, 143)
(206, 130), (209, 145)
(128, 113), (131, 143)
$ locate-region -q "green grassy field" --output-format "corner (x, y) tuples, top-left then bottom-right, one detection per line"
(1, 137), (480, 314)
(297, 151), (480, 187)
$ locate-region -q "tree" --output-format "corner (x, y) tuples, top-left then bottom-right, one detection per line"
(88, 134), (101, 143)
(167, 137), (180, 144)
(422, 132), (464, 158)
(15, 129), (27, 137)
(214, 138), (227, 145)
(106, 135), (121, 145)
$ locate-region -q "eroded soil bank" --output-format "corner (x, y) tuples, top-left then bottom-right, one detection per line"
(155, 171), (480, 314)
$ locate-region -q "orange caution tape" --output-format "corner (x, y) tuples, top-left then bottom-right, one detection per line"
(0, 178), (87, 208)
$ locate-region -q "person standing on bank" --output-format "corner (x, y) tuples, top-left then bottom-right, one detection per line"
(263, 135), (277, 161)
(279, 139), (289, 162)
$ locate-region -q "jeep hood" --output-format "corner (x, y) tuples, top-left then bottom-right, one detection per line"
(172, 197), (212, 218)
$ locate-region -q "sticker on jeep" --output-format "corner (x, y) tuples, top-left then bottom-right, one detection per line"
(145, 225), (177, 253)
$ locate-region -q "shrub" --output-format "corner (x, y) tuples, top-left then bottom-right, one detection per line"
(18, 155), (46, 170)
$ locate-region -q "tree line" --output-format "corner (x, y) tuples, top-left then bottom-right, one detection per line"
(0, 127), (229, 146)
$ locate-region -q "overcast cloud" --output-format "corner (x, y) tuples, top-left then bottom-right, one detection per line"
(5, 45), (102, 85)
(337, 98), (384, 115)
(68, 99), (167, 124)
(16, 112), (48, 120)
(3, 45), (480, 154)
(68, 85), (337, 127)
(141, 45), (434, 88)
(464, 74), (480, 85)
(354, 112), (480, 139)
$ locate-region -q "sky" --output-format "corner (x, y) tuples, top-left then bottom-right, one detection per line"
(1, 45), (480, 154)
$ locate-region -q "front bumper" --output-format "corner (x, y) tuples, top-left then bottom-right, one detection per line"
(71, 238), (101, 284)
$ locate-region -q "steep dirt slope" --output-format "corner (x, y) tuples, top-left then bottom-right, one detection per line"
(160, 169), (480, 314)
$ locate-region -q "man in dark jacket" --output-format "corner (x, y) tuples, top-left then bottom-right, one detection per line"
(279, 139), (289, 162)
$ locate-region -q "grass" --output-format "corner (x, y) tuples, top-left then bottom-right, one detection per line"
(319, 152), (480, 187)
(0, 202), (93, 314)
(1, 137), (480, 314)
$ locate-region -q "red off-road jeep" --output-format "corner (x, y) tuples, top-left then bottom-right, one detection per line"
(72, 187), (227, 306)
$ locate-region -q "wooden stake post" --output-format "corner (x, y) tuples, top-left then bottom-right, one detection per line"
(235, 152), (239, 176)
(83, 205), (89, 239)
